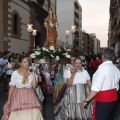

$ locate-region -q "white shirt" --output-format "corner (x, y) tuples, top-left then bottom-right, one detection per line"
(64, 68), (90, 85)
(6, 62), (14, 75)
(91, 61), (120, 92)
(9, 71), (38, 88)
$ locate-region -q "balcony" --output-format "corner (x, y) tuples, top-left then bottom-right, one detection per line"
(75, 27), (79, 34)
(74, 38), (79, 45)
(110, 34), (120, 46)
(74, 16), (79, 24)
(74, 0), (79, 9)
(110, 4), (119, 17)
(74, 19), (79, 26)
(74, 8), (79, 17)
(117, 18), (120, 28)
(117, 21), (120, 29)
(110, 39), (115, 47)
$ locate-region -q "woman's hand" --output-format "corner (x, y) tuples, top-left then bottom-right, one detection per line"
(12, 63), (15, 68)
(66, 69), (75, 87)
(81, 101), (87, 109)
(32, 67), (38, 88)
(6, 100), (11, 108)
(70, 68), (76, 75)
(32, 67), (36, 77)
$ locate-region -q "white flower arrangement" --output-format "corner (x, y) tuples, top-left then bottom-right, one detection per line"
(49, 46), (55, 51)
(50, 54), (54, 58)
(66, 55), (71, 58)
(66, 49), (71, 52)
(42, 47), (47, 51)
(30, 53), (36, 58)
(55, 56), (60, 61)
(35, 51), (41, 55)
(30, 45), (71, 62)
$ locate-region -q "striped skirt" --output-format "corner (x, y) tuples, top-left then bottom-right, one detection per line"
(55, 84), (92, 120)
(2, 88), (43, 120)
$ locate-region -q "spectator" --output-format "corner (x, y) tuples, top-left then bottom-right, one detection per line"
(5, 56), (15, 90)
(0, 52), (8, 80)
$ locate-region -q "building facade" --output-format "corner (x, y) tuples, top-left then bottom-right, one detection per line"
(82, 32), (94, 54)
(0, 0), (56, 53)
(108, 0), (120, 57)
(82, 32), (100, 54)
(89, 34), (100, 54)
(56, 0), (82, 51)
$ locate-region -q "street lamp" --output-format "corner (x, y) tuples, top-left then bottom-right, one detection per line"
(70, 25), (76, 48)
(32, 30), (37, 36)
(71, 25), (76, 33)
(32, 30), (37, 47)
(65, 30), (69, 48)
(27, 24), (37, 48)
(27, 24), (33, 32)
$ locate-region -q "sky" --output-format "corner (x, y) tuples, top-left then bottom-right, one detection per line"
(78, 0), (110, 47)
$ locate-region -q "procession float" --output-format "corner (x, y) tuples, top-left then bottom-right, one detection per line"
(30, 8), (71, 64)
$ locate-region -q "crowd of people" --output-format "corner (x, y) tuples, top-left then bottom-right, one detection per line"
(0, 48), (120, 120)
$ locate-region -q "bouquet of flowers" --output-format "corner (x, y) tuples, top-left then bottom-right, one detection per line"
(30, 46), (71, 62)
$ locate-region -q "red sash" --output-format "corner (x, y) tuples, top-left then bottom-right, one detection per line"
(92, 89), (118, 120)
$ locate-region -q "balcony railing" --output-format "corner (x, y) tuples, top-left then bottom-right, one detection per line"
(74, 8), (79, 16)
(74, 0), (79, 9)
(74, 19), (79, 26)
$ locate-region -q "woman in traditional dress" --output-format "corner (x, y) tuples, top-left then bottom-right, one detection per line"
(53, 64), (65, 103)
(55, 57), (92, 120)
(2, 56), (43, 120)
(53, 56), (75, 103)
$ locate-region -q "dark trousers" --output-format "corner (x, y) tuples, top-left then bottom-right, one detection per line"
(96, 101), (118, 120)
(1, 73), (6, 80)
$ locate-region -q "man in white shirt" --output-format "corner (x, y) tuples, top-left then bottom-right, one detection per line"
(81, 48), (120, 120)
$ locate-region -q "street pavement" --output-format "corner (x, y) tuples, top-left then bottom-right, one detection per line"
(43, 94), (55, 120)
(0, 92), (120, 120)
(0, 92), (7, 119)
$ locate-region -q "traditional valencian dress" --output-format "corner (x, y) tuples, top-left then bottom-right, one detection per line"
(1, 70), (43, 120)
(55, 68), (92, 120)
(53, 64), (65, 103)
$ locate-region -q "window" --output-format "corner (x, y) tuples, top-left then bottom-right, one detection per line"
(13, 14), (18, 34)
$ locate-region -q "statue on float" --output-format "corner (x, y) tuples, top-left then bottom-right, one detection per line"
(44, 8), (58, 48)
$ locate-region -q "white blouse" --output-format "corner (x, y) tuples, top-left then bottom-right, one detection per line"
(9, 71), (38, 88)
(64, 68), (90, 85)
(6, 62), (14, 75)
